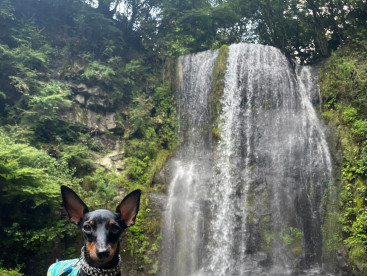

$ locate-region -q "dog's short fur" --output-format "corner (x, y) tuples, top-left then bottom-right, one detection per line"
(48, 185), (141, 276)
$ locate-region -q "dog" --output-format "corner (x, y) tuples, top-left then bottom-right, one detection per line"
(48, 185), (141, 276)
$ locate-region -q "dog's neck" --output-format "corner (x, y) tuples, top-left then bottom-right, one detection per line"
(78, 246), (122, 276)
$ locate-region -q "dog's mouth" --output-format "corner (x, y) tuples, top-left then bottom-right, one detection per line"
(95, 255), (113, 266)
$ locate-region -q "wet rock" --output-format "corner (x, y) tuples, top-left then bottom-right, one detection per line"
(149, 193), (167, 210)
(152, 158), (176, 185)
(153, 166), (168, 185)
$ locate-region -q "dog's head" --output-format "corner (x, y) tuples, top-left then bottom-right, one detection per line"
(61, 186), (141, 267)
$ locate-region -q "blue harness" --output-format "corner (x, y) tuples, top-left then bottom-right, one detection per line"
(47, 259), (80, 276)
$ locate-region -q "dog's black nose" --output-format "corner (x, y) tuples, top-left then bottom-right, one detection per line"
(97, 249), (110, 259)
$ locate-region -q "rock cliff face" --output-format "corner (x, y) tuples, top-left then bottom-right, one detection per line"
(60, 81), (124, 172)
(62, 82), (117, 132)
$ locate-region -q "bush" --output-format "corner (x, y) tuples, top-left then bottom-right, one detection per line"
(320, 42), (367, 274)
(0, 128), (74, 274)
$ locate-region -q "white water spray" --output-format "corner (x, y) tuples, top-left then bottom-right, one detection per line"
(162, 44), (334, 276)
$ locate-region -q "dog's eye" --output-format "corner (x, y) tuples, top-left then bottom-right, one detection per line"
(110, 225), (120, 234)
(83, 225), (92, 233)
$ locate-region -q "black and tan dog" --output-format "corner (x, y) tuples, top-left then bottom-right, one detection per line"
(48, 185), (141, 276)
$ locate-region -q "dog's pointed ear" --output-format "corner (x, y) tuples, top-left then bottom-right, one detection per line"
(116, 189), (141, 227)
(61, 185), (89, 225)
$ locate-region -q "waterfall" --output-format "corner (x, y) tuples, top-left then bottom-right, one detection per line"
(162, 50), (218, 276)
(162, 44), (334, 276)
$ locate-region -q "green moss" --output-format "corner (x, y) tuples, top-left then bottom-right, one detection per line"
(247, 212), (255, 224)
(259, 188), (272, 255)
(280, 227), (304, 257)
(146, 149), (173, 184)
(263, 189), (269, 204)
(321, 180), (343, 259)
(210, 45), (229, 143)
(212, 126), (221, 141)
(148, 260), (159, 274)
(264, 98), (272, 110)
(247, 192), (256, 207)
(291, 245), (303, 256)
(260, 224), (274, 254)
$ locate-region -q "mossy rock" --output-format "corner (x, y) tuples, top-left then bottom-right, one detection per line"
(210, 45), (229, 143)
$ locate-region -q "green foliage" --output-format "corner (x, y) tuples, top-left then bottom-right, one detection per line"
(0, 267), (23, 276)
(0, 91), (6, 99)
(346, 212), (367, 246)
(280, 227), (304, 256)
(0, 0), (14, 21)
(81, 61), (115, 85)
(124, 156), (150, 182)
(152, 80), (178, 150)
(0, 128), (74, 274)
(22, 81), (72, 124)
(320, 41), (367, 274)
(0, 42), (49, 99)
(60, 143), (95, 175)
(124, 96), (155, 139)
(82, 167), (119, 209)
(120, 75), (177, 190)
(348, 244), (367, 272)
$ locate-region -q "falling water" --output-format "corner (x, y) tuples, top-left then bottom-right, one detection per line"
(162, 50), (218, 276)
(162, 44), (333, 276)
